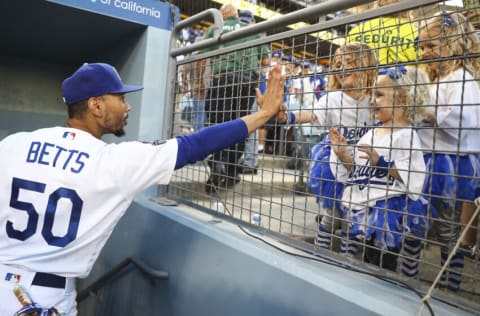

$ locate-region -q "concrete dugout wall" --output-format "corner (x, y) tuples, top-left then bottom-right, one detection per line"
(79, 197), (469, 315)
(0, 0), (171, 144)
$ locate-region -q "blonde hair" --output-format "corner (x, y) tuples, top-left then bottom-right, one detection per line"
(220, 4), (238, 19)
(328, 42), (378, 99)
(378, 66), (432, 124)
(419, 11), (480, 81)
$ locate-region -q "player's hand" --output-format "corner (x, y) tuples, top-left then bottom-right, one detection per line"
(357, 144), (379, 165)
(256, 65), (285, 117)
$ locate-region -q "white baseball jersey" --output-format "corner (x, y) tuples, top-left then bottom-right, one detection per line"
(331, 128), (426, 210)
(313, 90), (373, 144)
(417, 68), (478, 153)
(0, 127), (177, 278)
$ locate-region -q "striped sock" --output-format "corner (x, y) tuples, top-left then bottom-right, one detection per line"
(400, 238), (421, 278)
(440, 251), (464, 291)
(340, 232), (359, 256)
(315, 225), (332, 250)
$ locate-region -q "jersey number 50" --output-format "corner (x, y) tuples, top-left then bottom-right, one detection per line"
(7, 177), (83, 247)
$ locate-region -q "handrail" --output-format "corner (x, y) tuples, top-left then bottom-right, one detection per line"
(170, 8), (224, 57)
(77, 257), (169, 303)
(170, 0), (441, 59)
(170, 0), (370, 58)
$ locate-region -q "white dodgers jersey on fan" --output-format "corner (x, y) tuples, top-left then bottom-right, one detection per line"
(417, 68), (478, 153)
(313, 90), (373, 144)
(0, 127), (177, 278)
(332, 128), (425, 210)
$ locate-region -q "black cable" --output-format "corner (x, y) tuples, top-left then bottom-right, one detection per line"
(238, 222), (436, 316)
(201, 160), (435, 314)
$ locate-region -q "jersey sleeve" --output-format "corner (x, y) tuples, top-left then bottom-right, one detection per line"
(105, 139), (178, 198)
(292, 78), (302, 91)
(434, 76), (476, 141)
(329, 149), (350, 182)
(390, 129), (425, 197)
(313, 94), (336, 127)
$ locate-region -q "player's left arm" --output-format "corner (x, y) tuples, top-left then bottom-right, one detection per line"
(175, 119), (248, 169)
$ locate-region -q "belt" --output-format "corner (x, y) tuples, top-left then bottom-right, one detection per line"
(32, 272), (66, 289)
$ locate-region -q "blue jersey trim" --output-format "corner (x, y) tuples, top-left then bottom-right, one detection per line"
(175, 119), (248, 169)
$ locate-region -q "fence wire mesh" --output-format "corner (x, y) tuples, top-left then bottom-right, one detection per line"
(166, 0), (480, 310)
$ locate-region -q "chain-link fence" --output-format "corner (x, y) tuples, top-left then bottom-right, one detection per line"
(165, 0), (480, 312)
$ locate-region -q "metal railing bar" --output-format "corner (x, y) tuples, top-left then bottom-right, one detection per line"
(171, 0), (373, 58)
(172, 0), (442, 60)
(77, 257), (168, 303)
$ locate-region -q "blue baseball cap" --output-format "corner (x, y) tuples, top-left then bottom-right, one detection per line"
(281, 54), (296, 62)
(271, 50), (283, 58)
(239, 10), (254, 23)
(61, 63), (143, 106)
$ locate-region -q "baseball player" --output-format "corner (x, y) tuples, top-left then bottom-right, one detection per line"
(0, 62), (285, 315)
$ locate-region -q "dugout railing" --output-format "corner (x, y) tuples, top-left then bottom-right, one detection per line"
(163, 0), (480, 311)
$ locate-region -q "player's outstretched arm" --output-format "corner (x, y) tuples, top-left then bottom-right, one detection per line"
(174, 66), (285, 170)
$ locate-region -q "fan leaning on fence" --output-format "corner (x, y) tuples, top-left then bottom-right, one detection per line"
(417, 11), (480, 291)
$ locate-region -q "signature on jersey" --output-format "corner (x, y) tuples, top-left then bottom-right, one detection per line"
(25, 141), (89, 173)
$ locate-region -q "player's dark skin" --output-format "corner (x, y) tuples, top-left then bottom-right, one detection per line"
(65, 94), (130, 139)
